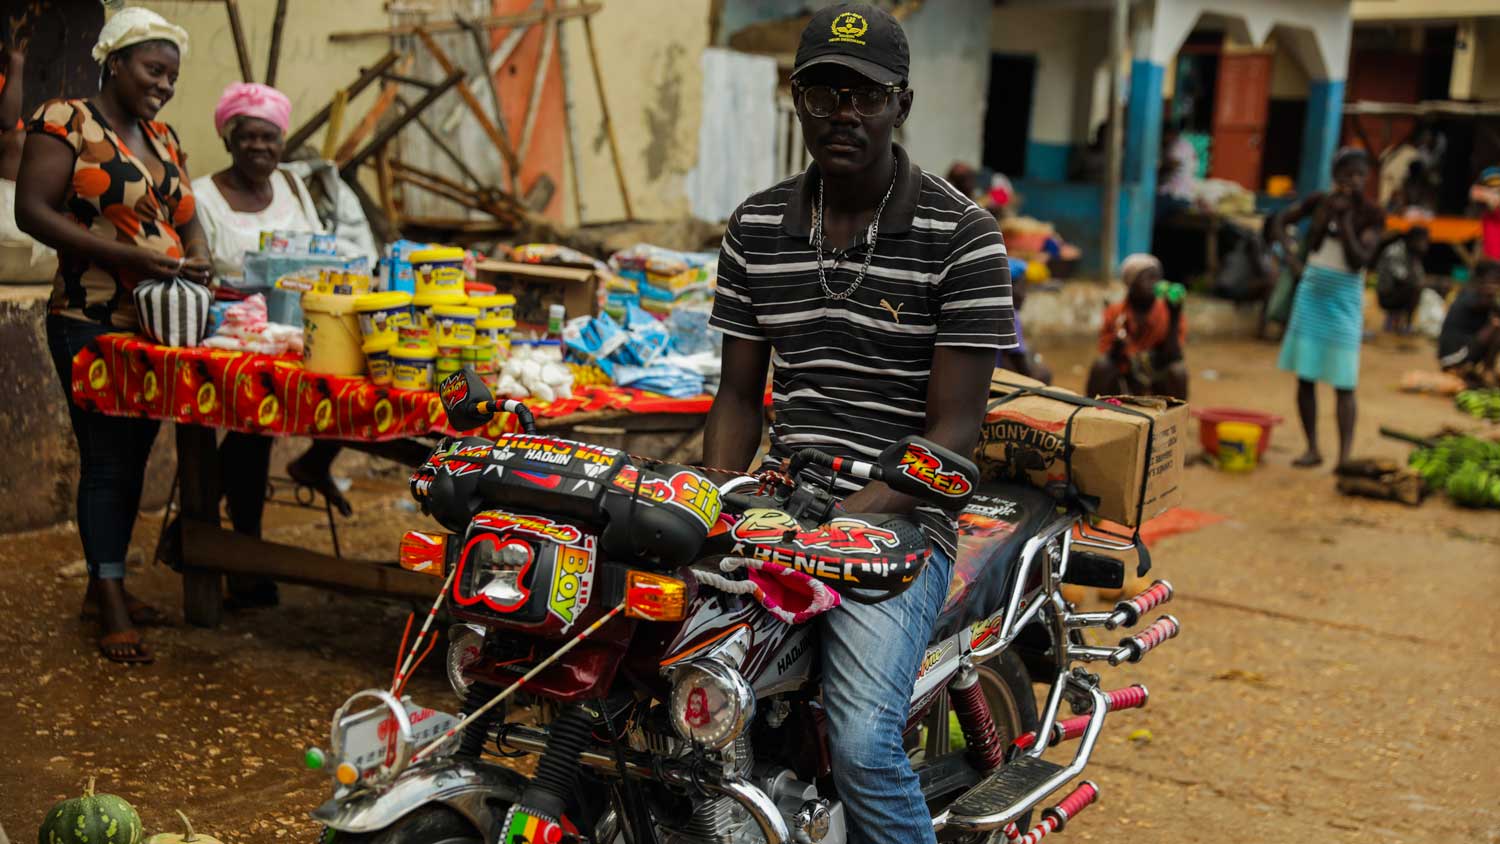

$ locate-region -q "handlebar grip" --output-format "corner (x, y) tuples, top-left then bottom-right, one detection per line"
(477, 399), (537, 434)
(1106, 579), (1173, 629)
(1110, 615), (1180, 665)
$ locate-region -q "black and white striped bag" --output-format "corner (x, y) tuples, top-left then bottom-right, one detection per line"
(133, 277), (213, 347)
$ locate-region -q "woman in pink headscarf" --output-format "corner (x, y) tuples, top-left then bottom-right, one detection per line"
(185, 83), (349, 608)
(191, 82), (321, 284)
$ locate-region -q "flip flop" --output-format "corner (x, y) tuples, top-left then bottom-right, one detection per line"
(99, 629), (154, 664)
(80, 596), (173, 627)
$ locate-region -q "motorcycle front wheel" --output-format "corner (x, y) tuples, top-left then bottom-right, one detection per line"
(322, 807), (481, 844)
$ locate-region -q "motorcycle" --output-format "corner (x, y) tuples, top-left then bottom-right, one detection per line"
(307, 369), (1180, 844)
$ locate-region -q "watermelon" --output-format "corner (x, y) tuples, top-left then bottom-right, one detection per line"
(38, 777), (142, 844)
(145, 811), (224, 844)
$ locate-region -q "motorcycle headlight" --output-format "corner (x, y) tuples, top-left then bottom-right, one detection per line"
(446, 624), (485, 699)
(668, 660), (754, 749)
(461, 536), (535, 611)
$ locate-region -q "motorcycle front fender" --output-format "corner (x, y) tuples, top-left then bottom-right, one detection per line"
(311, 757), (528, 838)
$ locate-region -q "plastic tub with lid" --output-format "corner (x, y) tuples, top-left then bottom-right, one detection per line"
(411, 246), (467, 298)
(432, 303), (480, 346)
(390, 344), (436, 392)
(354, 291), (412, 344)
(362, 336), (396, 386)
(301, 291), (365, 376)
(469, 293), (517, 324)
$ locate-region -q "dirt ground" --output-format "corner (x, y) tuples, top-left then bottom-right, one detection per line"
(1, 332), (1497, 843)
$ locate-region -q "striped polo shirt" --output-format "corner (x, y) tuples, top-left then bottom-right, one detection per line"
(710, 144), (1015, 560)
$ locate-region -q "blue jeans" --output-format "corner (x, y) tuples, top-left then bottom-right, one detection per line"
(821, 546), (952, 844)
(46, 315), (162, 580)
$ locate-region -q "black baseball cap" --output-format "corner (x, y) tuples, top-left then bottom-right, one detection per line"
(792, 3), (909, 87)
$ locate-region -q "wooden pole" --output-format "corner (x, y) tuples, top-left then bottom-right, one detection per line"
(283, 51), (400, 155)
(459, 16), (517, 192)
(265, 0), (290, 87)
(580, 8), (634, 220)
(556, 9), (585, 224)
(396, 95), (487, 188)
(335, 80), (403, 165)
(341, 69), (465, 178)
(1100, 0), (1126, 279)
(320, 88), (348, 161)
(415, 29), (522, 188)
(516, 18), (557, 162)
(223, 0), (255, 83)
(330, 4), (600, 43)
(376, 145), (399, 230)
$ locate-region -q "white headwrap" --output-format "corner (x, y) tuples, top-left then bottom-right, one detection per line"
(92, 7), (190, 65)
(1120, 253), (1163, 288)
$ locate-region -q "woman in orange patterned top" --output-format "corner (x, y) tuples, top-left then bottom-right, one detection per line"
(16, 8), (210, 663)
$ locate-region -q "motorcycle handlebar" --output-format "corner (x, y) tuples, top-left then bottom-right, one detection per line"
(785, 449), (883, 485)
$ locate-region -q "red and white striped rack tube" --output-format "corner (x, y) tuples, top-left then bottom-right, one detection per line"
(1001, 781), (1100, 843)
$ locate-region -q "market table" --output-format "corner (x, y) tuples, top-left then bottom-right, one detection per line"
(71, 334), (714, 627)
(1384, 214), (1484, 269)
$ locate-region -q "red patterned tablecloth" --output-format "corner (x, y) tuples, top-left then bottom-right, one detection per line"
(70, 334), (713, 442)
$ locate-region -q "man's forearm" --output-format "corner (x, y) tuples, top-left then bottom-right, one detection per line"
(702, 393), (763, 475)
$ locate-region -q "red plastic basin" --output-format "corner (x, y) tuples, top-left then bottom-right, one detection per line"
(1192, 407), (1283, 458)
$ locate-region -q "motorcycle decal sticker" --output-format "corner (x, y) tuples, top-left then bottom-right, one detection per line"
(494, 433), (622, 469)
(916, 641), (951, 681)
(472, 511), (584, 545)
(957, 496), (1022, 539)
(439, 371), (468, 409)
(612, 465), (723, 526)
(515, 470), (563, 489)
(437, 443), (490, 477)
(547, 538), (597, 629)
(743, 542), (928, 587)
(684, 687), (711, 728)
(501, 806), (564, 844)
(969, 608), (1007, 650)
(732, 509), (900, 554)
(897, 442), (973, 498)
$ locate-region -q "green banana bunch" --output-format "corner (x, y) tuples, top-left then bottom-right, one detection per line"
(1455, 389), (1500, 422)
(1410, 434), (1500, 507)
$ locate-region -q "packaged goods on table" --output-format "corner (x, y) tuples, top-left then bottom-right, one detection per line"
(202, 293), (304, 356)
(608, 243), (717, 317)
(363, 336), (395, 385)
(469, 292), (516, 324)
(561, 304), (706, 396)
(390, 344), (436, 391)
(301, 291), (366, 376)
(354, 291), (412, 344)
(411, 245), (468, 298)
(494, 340), (574, 402)
(432, 303), (480, 346)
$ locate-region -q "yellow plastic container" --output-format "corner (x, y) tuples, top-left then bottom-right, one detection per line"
(390, 344), (436, 392)
(1216, 421), (1262, 472)
(475, 316), (512, 350)
(411, 246), (467, 298)
(436, 357), (463, 378)
(398, 324), (432, 347)
(355, 291), (413, 344)
(469, 293), (517, 324)
(432, 304), (480, 346)
(301, 292), (366, 376)
(363, 336), (396, 386)
(411, 290), (466, 332)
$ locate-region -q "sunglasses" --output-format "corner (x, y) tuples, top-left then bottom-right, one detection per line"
(795, 83), (905, 118)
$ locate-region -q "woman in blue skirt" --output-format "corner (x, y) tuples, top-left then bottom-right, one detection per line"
(1271, 148), (1382, 469)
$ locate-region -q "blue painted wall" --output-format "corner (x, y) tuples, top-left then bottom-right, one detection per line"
(1120, 59), (1165, 264)
(1298, 80), (1345, 195)
(1024, 141), (1071, 182)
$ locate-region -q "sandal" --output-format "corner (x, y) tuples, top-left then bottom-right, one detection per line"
(99, 629), (154, 664)
(287, 460), (354, 517)
(80, 595), (173, 627)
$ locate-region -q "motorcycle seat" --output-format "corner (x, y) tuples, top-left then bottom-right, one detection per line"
(930, 481), (1057, 643)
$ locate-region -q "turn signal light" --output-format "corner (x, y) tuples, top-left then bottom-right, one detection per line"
(625, 571), (687, 621)
(399, 531), (449, 577)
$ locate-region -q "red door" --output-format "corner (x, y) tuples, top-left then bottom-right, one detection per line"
(1209, 52), (1273, 190)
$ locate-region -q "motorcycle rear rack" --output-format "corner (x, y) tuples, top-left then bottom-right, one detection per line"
(934, 682), (1109, 832)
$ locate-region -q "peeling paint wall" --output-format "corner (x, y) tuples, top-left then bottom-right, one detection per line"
(558, 0), (712, 223)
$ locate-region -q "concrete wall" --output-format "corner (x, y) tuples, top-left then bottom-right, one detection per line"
(990, 6), (1106, 180)
(135, 0), (392, 179)
(902, 0), (993, 178)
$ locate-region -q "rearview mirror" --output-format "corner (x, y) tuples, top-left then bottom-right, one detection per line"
(878, 436), (978, 509)
(440, 369), (495, 432)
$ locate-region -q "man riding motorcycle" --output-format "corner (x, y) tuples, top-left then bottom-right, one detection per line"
(702, 5), (1016, 841)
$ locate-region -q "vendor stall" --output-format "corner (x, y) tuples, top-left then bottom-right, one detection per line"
(70, 334), (713, 627)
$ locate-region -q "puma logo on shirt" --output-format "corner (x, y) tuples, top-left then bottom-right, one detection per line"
(879, 298), (904, 323)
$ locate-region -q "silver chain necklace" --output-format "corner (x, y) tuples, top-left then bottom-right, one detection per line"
(811, 159), (898, 301)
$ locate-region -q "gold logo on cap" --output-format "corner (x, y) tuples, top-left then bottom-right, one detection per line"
(830, 12), (868, 45)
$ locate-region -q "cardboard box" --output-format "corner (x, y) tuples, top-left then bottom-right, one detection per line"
(977, 370), (1187, 527)
(474, 259), (600, 327)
